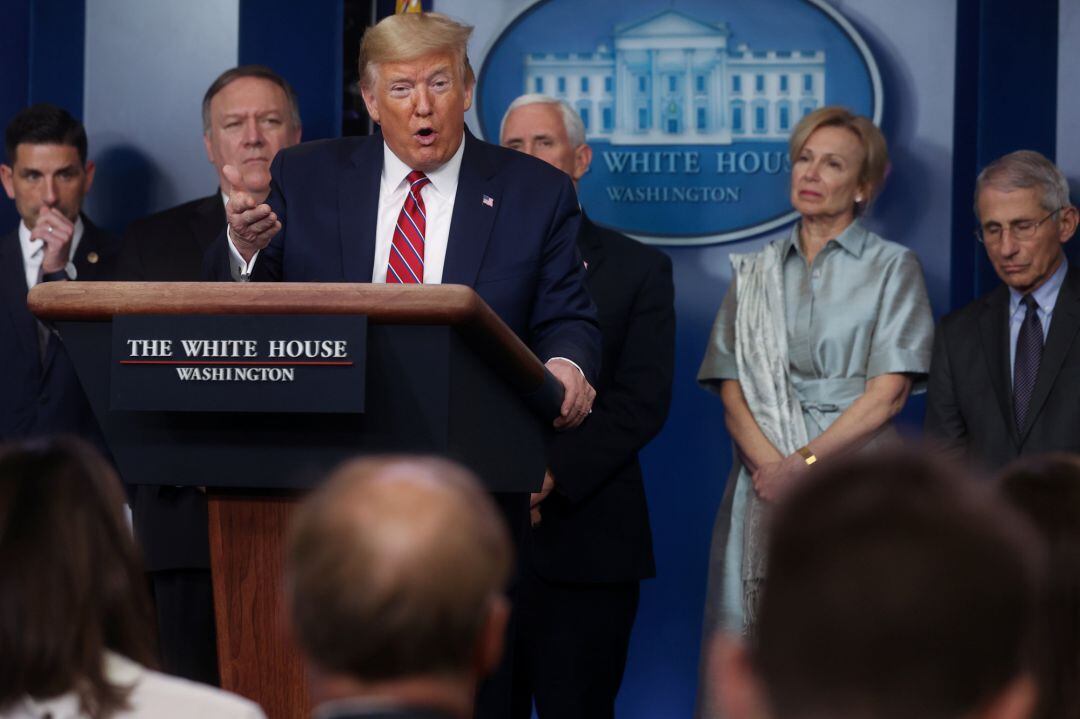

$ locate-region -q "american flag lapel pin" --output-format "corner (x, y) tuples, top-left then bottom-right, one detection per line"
(482, 194), (494, 208)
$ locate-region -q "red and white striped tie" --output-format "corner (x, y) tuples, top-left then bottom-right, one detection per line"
(387, 170), (430, 284)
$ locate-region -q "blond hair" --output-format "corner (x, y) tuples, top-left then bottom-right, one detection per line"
(359, 12), (474, 89)
(789, 106), (889, 215)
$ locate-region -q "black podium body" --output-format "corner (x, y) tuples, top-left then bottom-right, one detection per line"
(29, 281), (557, 719)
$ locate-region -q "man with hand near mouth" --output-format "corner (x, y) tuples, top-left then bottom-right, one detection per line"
(926, 150), (1080, 469)
(0, 104), (118, 442)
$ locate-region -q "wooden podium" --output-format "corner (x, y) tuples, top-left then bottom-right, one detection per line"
(29, 281), (557, 718)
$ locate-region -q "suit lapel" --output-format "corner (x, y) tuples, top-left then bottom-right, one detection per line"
(190, 194), (226, 253)
(1019, 266), (1080, 443)
(977, 285), (1018, 446)
(442, 131), (497, 287)
(339, 137), (383, 282)
(71, 216), (119, 280)
(578, 214), (605, 279)
(0, 229), (36, 349)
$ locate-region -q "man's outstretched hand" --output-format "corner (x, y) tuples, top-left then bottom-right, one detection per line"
(224, 164), (280, 262)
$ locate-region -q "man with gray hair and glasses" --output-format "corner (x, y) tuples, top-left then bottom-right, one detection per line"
(926, 149), (1080, 469)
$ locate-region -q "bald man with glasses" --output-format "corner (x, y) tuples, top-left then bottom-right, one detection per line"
(926, 150), (1080, 470)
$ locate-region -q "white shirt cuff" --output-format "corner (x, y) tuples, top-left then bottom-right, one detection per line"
(546, 356), (585, 379)
(226, 226), (259, 281)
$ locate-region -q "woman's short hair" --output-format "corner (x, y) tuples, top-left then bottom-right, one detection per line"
(0, 438), (156, 718)
(788, 106), (889, 215)
(359, 12), (474, 90)
(974, 150), (1071, 216)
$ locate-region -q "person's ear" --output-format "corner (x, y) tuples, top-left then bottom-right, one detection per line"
(711, 633), (769, 719)
(977, 674), (1038, 719)
(0, 164), (15, 200)
(473, 595), (509, 679)
(82, 160), (96, 195)
(1057, 205), (1078, 245)
(572, 143), (592, 183)
(360, 82), (381, 125)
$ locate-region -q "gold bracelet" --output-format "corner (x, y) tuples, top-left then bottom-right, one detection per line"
(796, 446), (817, 466)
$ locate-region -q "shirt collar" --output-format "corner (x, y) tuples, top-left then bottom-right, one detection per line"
(780, 218), (868, 260)
(18, 215), (85, 264)
(1009, 256), (1069, 315)
(381, 134), (466, 200)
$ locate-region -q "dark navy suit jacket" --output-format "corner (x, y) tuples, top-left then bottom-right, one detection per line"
(926, 264), (1080, 470)
(0, 217), (119, 442)
(531, 216), (674, 584)
(206, 130), (600, 381)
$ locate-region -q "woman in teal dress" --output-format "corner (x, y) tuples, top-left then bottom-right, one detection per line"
(696, 107), (935, 688)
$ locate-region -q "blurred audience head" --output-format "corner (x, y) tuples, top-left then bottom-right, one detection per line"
(999, 453), (1080, 719)
(0, 437), (155, 718)
(715, 450), (1045, 719)
(201, 65), (302, 198)
(286, 456), (512, 718)
(1, 104), (95, 227)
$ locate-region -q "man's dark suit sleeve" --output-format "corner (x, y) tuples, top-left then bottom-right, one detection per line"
(924, 320), (968, 456)
(546, 252), (674, 502)
(527, 176), (601, 383)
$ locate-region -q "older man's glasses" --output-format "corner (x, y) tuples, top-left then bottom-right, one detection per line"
(976, 208), (1062, 245)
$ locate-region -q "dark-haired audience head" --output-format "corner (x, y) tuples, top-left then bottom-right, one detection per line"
(999, 453), (1080, 719)
(286, 456), (512, 718)
(974, 150), (1078, 295)
(0, 437), (156, 718)
(1, 104), (94, 229)
(201, 65), (301, 199)
(715, 450), (1044, 719)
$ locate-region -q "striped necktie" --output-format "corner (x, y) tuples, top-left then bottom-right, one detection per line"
(386, 170), (430, 284)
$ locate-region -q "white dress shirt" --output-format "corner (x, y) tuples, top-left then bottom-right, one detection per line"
(18, 216), (84, 289)
(228, 136), (464, 283)
(1007, 258), (1067, 380)
(370, 137), (462, 284)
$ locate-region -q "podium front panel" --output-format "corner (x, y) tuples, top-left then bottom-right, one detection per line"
(60, 320), (544, 492)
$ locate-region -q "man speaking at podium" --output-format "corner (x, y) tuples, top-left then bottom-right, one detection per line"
(206, 13), (600, 716)
(209, 11), (600, 431)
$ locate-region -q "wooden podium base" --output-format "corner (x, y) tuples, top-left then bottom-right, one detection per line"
(208, 490), (309, 719)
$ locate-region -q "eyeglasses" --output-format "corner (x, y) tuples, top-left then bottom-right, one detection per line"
(976, 207), (1062, 245)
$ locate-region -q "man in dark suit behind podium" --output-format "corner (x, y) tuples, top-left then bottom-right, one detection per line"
(926, 150), (1080, 469)
(115, 65), (302, 685)
(0, 104), (119, 443)
(213, 14), (599, 717)
(500, 95), (675, 719)
(212, 12), (599, 426)
(288, 457), (512, 719)
(118, 65), (302, 280)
